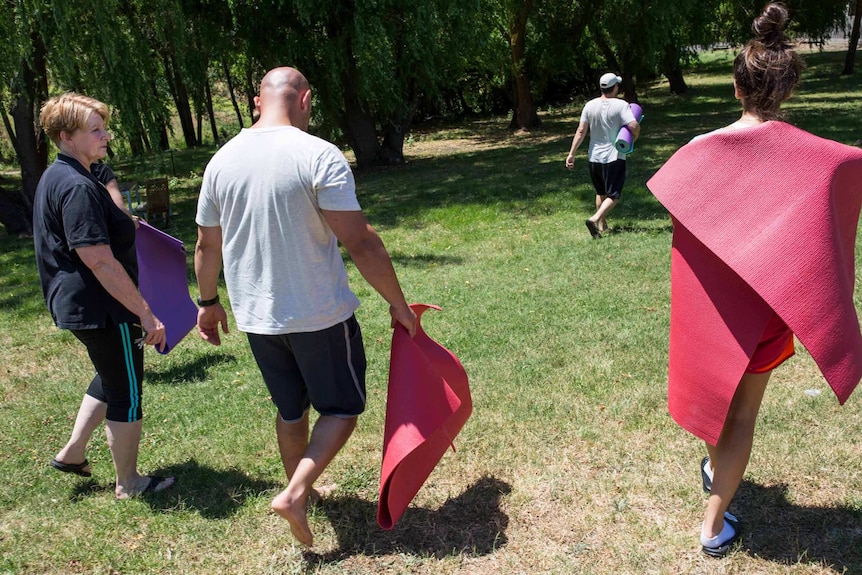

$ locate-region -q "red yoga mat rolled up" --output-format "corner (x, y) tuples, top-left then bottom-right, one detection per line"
(377, 304), (472, 530)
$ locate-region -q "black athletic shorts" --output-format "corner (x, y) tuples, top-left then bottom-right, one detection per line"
(71, 321), (144, 422)
(246, 315), (367, 422)
(589, 159), (627, 200)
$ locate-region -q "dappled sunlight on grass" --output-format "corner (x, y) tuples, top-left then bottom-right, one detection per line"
(2, 48), (862, 575)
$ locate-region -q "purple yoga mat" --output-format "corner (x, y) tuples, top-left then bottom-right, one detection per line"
(615, 103), (644, 154)
(615, 128), (635, 153)
(135, 221), (198, 354)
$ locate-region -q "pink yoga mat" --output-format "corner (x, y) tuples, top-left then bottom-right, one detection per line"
(377, 304), (471, 530)
(647, 121), (862, 444)
(135, 221), (198, 354)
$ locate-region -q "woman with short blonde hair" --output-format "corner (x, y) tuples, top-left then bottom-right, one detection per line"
(33, 92), (174, 498)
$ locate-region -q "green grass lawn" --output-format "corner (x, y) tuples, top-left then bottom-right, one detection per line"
(2, 48), (862, 574)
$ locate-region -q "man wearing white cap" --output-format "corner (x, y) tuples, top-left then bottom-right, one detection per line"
(565, 72), (640, 238)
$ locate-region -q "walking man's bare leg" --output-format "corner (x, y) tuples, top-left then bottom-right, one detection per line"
(272, 414), (357, 546)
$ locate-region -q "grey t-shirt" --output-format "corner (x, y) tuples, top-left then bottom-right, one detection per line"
(196, 126), (361, 334)
(580, 97), (637, 163)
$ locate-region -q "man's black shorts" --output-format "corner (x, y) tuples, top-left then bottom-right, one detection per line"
(589, 159), (627, 200)
(247, 315), (367, 422)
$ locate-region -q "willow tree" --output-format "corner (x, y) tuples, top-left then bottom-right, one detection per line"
(501, 0), (539, 131)
(0, 1), (49, 234)
(714, 0), (849, 45)
(262, 0), (488, 167)
(47, 0), (174, 154)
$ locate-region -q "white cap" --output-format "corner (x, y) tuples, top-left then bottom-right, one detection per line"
(600, 73), (622, 89)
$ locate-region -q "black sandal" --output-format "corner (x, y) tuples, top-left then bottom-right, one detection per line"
(50, 458), (92, 478)
(585, 219), (602, 239)
(701, 456), (712, 493)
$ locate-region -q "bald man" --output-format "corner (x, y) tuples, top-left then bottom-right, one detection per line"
(194, 67), (416, 546)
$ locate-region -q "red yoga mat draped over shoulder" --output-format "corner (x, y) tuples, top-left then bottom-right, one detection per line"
(647, 121), (862, 445)
(377, 304), (472, 530)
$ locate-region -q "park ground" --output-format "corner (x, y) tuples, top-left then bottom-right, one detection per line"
(1, 48), (862, 574)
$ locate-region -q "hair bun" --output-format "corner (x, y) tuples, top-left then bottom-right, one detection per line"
(752, 3), (790, 47)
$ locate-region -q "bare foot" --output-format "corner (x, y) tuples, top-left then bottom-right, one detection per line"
(272, 488), (313, 546)
(308, 483), (338, 506)
(116, 475), (175, 499)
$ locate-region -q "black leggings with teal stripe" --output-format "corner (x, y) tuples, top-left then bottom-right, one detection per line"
(71, 322), (144, 422)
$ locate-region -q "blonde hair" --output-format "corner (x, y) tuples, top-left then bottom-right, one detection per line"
(40, 93), (110, 145)
(733, 3), (803, 121)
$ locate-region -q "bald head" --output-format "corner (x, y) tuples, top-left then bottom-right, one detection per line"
(255, 67), (312, 130)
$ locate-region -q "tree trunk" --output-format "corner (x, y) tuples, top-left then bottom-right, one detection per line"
(244, 64), (257, 122)
(0, 101), (20, 159)
(157, 118), (169, 151)
(10, 28), (49, 226)
(664, 69), (687, 94)
(380, 122), (406, 164)
(129, 129), (145, 156)
(508, 0), (539, 131)
(223, 61), (245, 129)
(593, 28), (621, 72)
(339, 44), (382, 168)
(196, 108), (203, 145)
(381, 100), (418, 165)
(341, 97), (380, 168)
(843, 0), (862, 75)
(162, 52), (198, 149)
(620, 51), (638, 103)
(0, 188), (32, 236)
(662, 44), (688, 94)
(204, 78), (219, 144)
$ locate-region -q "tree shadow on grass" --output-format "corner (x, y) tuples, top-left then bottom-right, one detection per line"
(358, 139), (674, 230)
(304, 475), (511, 563)
(69, 458), (278, 519)
(734, 480), (862, 573)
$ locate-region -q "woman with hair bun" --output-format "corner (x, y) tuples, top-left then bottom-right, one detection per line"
(648, 3), (862, 558)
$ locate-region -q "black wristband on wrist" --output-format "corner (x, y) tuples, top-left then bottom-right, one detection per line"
(197, 294), (220, 307)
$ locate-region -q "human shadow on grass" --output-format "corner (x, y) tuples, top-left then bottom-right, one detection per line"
(605, 222), (674, 236)
(69, 458), (278, 519)
(733, 480), (862, 573)
(304, 475), (511, 563)
(386, 252), (465, 267)
(146, 352), (238, 385)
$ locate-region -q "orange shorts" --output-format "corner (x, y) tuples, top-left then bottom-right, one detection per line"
(746, 312), (795, 374)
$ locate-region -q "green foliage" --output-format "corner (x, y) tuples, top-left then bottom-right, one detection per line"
(2, 49), (862, 574)
(713, 0), (849, 46)
(282, 0), (490, 145)
(0, 0), (855, 174)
